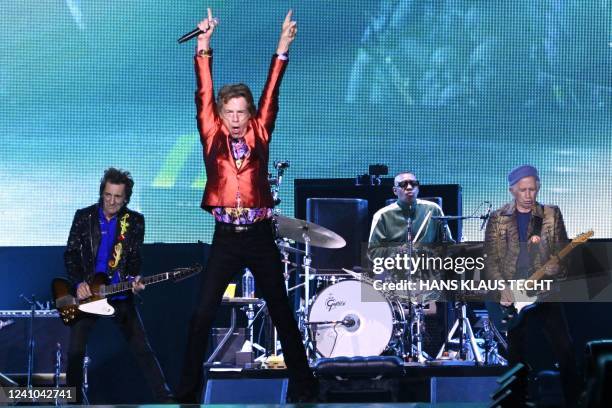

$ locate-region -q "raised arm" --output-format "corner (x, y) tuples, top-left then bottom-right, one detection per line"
(194, 8), (220, 141)
(258, 10), (296, 135)
(276, 9), (297, 55)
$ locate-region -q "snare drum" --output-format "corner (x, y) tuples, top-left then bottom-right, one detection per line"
(308, 279), (406, 357)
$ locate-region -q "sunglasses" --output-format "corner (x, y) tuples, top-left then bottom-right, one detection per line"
(395, 180), (420, 189)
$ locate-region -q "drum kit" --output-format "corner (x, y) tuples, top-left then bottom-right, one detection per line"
(267, 161), (506, 366)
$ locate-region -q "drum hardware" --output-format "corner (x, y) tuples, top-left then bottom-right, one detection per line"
(436, 301), (483, 364)
(429, 201), (493, 242)
(270, 160), (289, 206)
(276, 242), (306, 256)
(242, 301), (269, 359)
(307, 279), (406, 358)
(269, 159), (347, 359)
(208, 298), (266, 364)
(473, 313), (508, 366)
(409, 302), (432, 363)
(273, 214), (346, 359)
(306, 316), (359, 359)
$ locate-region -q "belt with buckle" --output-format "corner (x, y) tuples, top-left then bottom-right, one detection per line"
(215, 219), (272, 234)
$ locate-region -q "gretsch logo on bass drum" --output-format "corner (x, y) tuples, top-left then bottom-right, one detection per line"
(325, 294), (346, 312)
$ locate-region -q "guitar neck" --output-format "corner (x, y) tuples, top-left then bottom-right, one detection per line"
(102, 272), (170, 296)
(528, 239), (583, 282)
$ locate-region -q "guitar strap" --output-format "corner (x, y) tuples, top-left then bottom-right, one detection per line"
(530, 205), (543, 238)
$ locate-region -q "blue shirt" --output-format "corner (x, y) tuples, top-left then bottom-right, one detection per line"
(516, 211), (532, 279)
(96, 207), (126, 299)
(95, 206), (118, 274)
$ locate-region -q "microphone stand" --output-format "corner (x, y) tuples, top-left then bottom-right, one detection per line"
(20, 294), (36, 389)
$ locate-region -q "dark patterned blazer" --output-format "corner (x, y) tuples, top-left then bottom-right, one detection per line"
(64, 204), (145, 287)
(484, 201), (568, 284)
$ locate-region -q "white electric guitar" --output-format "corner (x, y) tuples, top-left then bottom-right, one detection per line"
(52, 264), (202, 325)
(502, 231), (593, 329)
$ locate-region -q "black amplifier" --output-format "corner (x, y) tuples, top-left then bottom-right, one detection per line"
(0, 310), (69, 375)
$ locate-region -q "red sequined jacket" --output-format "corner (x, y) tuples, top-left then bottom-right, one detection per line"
(194, 54), (287, 211)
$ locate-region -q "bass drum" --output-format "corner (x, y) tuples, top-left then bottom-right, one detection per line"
(308, 279), (405, 357)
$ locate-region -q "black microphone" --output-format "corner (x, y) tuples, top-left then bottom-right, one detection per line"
(274, 160), (290, 170)
(480, 202), (492, 231)
(178, 19), (219, 44)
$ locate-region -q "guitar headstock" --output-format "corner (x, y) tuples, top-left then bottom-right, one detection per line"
(573, 230), (594, 244)
(170, 264), (203, 282)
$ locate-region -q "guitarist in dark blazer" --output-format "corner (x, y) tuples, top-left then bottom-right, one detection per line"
(63, 167), (173, 403)
(483, 165), (579, 407)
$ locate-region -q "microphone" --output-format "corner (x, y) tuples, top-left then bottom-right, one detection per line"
(274, 160), (290, 170)
(480, 202), (492, 231)
(273, 160), (290, 187)
(178, 19), (219, 44)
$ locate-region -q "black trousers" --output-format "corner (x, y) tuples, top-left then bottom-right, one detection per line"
(177, 220), (315, 403)
(66, 299), (172, 403)
(508, 302), (579, 407)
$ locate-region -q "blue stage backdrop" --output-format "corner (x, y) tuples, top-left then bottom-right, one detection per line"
(1, 1), (611, 246)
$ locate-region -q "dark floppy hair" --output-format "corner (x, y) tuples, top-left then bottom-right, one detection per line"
(99, 167), (134, 204)
(217, 83), (256, 116)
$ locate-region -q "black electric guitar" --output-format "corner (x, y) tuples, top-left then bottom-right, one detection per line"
(501, 231), (593, 330)
(52, 264), (202, 326)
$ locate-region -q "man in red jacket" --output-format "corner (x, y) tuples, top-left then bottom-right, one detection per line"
(177, 8), (317, 403)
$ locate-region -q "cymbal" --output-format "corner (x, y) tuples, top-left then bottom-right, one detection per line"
(274, 214), (346, 249)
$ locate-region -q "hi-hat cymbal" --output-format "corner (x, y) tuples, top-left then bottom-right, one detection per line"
(274, 214), (346, 249)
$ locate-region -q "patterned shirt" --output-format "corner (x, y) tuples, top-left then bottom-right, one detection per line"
(212, 136), (272, 225)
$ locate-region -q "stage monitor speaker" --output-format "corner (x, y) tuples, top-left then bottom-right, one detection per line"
(0, 311), (69, 374)
(203, 378), (288, 404)
(430, 376), (498, 403)
(306, 198), (368, 271)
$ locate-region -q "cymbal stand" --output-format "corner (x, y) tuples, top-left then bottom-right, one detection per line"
(302, 232), (313, 359)
(436, 301), (483, 364)
(404, 214), (428, 362)
(277, 241), (295, 293)
(271, 160), (290, 356)
(410, 303), (432, 363)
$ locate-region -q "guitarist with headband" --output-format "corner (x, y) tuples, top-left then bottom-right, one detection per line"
(63, 167), (174, 403)
(483, 165), (579, 406)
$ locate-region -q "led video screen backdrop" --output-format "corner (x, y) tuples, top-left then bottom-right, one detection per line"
(2, 0), (611, 246)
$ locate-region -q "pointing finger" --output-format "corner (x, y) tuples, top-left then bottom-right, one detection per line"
(284, 9), (293, 25)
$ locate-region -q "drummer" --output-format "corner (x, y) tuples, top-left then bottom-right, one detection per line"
(368, 171), (453, 304)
